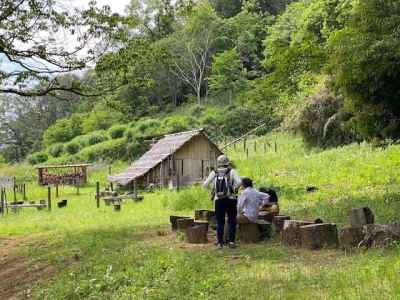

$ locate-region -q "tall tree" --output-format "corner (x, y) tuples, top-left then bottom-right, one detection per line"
(0, 0), (121, 97)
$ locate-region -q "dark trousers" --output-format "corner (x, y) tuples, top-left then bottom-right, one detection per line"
(215, 198), (237, 244)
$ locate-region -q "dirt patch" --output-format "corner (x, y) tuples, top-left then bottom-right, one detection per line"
(0, 237), (56, 300)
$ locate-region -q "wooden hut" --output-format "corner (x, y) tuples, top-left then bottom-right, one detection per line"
(108, 129), (223, 188)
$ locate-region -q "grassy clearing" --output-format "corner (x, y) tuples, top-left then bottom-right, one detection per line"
(1, 133), (400, 299)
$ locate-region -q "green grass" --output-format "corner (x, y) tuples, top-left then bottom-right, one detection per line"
(1, 133), (400, 299)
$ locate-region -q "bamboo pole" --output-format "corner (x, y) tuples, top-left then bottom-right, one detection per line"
(221, 123), (267, 150)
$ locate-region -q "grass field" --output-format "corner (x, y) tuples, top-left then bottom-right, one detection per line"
(1, 133), (400, 299)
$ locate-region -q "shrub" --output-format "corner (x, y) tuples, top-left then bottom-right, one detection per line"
(81, 110), (124, 134)
(65, 142), (80, 155)
(27, 152), (48, 165)
(126, 139), (148, 161)
(162, 116), (193, 134)
(297, 89), (354, 148)
(78, 138), (128, 162)
(109, 125), (127, 139)
(160, 187), (211, 211)
(88, 132), (109, 145)
(49, 143), (64, 158)
(0, 154), (6, 165)
(43, 114), (83, 145)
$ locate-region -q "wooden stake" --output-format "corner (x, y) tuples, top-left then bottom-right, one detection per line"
(23, 184), (27, 201)
(254, 141), (257, 152)
(96, 181), (100, 208)
(47, 187), (52, 211)
(264, 142), (267, 153)
(246, 148), (249, 159)
(274, 141), (277, 153)
(243, 139), (247, 152)
(56, 184), (59, 198)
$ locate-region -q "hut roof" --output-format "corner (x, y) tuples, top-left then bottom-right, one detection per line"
(108, 129), (220, 185)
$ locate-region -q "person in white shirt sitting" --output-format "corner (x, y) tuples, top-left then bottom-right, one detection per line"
(237, 177), (271, 224)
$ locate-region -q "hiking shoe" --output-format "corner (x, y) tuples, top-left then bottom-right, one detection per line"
(216, 244), (224, 250)
(228, 242), (236, 249)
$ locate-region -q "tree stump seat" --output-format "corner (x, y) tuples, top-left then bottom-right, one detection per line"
(282, 220), (314, 247)
(186, 225), (208, 244)
(299, 223), (338, 250)
(194, 210), (215, 221)
(176, 218), (194, 232)
(170, 216), (191, 231)
(273, 215), (291, 233)
(350, 207), (374, 228)
(339, 227), (364, 249)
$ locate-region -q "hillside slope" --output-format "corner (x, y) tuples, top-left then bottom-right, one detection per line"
(0, 133), (400, 299)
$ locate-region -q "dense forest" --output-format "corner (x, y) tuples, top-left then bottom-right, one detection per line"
(1, 0), (399, 165)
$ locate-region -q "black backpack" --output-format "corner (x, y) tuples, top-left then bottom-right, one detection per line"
(214, 168), (233, 199)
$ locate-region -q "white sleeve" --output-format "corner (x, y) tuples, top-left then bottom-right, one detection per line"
(237, 192), (246, 212)
(230, 169), (242, 189)
(203, 171), (215, 188)
(257, 191), (270, 206)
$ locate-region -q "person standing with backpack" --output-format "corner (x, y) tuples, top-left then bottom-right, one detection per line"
(203, 155), (242, 249)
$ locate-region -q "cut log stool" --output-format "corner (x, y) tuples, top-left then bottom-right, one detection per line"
(300, 223), (338, 250)
(282, 220), (314, 247)
(350, 207), (374, 228)
(273, 215), (291, 233)
(362, 223), (400, 247)
(194, 210), (215, 221)
(177, 218), (194, 232)
(170, 216), (191, 231)
(338, 227), (364, 249)
(239, 222), (264, 244)
(194, 220), (209, 231)
(186, 225), (208, 244)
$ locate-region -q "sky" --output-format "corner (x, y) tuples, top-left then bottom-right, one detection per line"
(0, 0), (131, 74)
(71, 0), (131, 14)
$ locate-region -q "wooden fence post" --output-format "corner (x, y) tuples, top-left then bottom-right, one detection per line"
(246, 148), (249, 159)
(274, 141), (277, 153)
(56, 184), (59, 198)
(254, 141), (257, 153)
(243, 139), (247, 152)
(96, 181), (100, 208)
(23, 184), (27, 201)
(1, 189), (4, 216)
(47, 187), (52, 211)
(264, 142), (267, 153)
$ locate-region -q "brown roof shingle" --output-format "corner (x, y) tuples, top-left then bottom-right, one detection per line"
(108, 129), (217, 185)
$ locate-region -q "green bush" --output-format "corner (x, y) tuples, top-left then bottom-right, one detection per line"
(109, 125), (127, 139)
(65, 142), (81, 155)
(126, 139), (148, 161)
(78, 138), (128, 162)
(43, 114), (83, 146)
(88, 132), (109, 145)
(0, 154), (6, 165)
(297, 89), (354, 148)
(162, 116), (193, 134)
(27, 152), (48, 165)
(160, 186), (211, 211)
(81, 110), (124, 134)
(49, 143), (64, 158)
